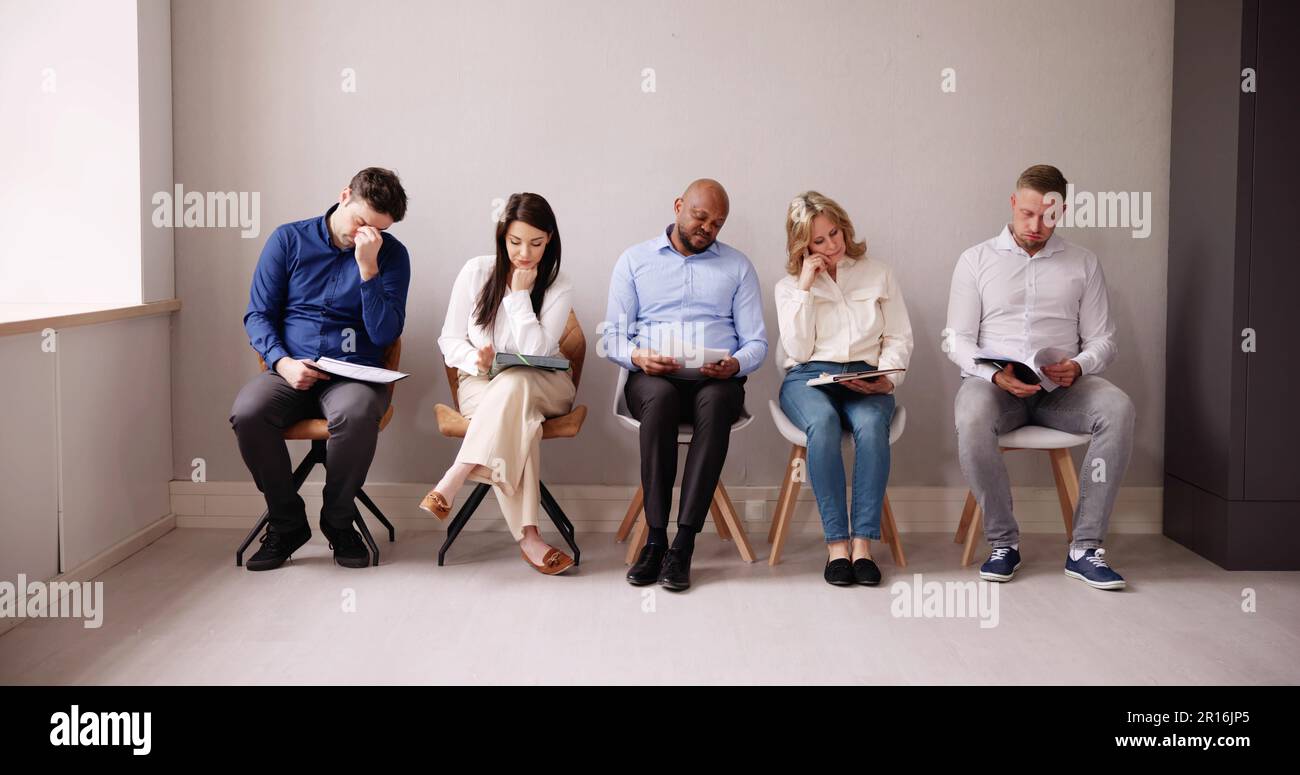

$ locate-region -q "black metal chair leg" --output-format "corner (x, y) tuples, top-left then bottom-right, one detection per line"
(539, 481), (580, 566)
(437, 483), (490, 566)
(356, 489), (395, 542)
(236, 512), (271, 567)
(352, 509), (381, 566)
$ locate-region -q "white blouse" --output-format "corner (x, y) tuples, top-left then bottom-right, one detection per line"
(438, 254), (573, 376)
(774, 255), (914, 386)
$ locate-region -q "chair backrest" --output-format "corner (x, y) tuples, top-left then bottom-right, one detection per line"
(444, 309), (585, 410)
(257, 338), (402, 400)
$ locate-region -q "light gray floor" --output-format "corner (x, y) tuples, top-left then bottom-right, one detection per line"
(1, 528), (1297, 685)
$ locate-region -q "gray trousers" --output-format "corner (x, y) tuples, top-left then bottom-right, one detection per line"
(954, 375), (1135, 550)
(230, 371), (390, 531)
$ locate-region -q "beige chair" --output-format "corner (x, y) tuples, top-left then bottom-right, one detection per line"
(431, 310), (588, 565)
(235, 339), (401, 567)
(954, 425), (1089, 566)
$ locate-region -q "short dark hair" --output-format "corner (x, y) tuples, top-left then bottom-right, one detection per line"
(1015, 164), (1068, 199)
(348, 167), (407, 222)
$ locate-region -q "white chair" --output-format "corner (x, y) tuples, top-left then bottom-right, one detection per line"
(765, 339), (908, 567)
(612, 367), (757, 564)
(954, 425), (1090, 566)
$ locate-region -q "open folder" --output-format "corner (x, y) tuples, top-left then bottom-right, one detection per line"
(308, 356), (409, 384)
(973, 347), (1073, 392)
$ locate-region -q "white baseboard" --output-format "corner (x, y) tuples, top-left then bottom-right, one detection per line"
(0, 513), (175, 638)
(170, 481), (1163, 536)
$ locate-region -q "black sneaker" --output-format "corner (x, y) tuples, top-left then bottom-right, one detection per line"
(246, 523), (311, 571)
(824, 558), (854, 586)
(319, 518), (370, 568)
(657, 547), (692, 592)
(627, 543), (667, 586)
(852, 557), (882, 586)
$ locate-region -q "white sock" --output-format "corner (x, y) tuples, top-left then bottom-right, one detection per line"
(1010, 543), (1019, 550)
(1069, 547), (1087, 561)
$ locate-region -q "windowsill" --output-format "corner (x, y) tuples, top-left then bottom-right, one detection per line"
(0, 299), (182, 336)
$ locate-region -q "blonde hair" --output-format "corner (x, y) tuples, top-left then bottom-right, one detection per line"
(785, 191), (867, 275)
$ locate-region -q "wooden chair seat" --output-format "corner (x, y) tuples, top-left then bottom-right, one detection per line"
(282, 404), (395, 441)
(433, 403), (586, 440)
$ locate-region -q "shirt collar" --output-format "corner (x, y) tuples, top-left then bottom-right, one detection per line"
(995, 224), (1066, 259)
(658, 223), (721, 258)
(320, 203), (341, 250)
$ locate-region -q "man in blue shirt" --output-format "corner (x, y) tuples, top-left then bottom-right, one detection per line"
(603, 179), (768, 591)
(231, 167), (411, 571)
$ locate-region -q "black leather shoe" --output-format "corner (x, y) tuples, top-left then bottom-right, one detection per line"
(246, 523), (311, 571)
(853, 557), (882, 586)
(824, 558), (854, 586)
(319, 518), (370, 568)
(627, 543), (667, 586)
(657, 547), (692, 591)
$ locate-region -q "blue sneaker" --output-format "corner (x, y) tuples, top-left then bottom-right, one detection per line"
(1065, 548), (1126, 590)
(979, 546), (1021, 582)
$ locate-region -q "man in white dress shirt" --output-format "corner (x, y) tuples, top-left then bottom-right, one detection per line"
(945, 164), (1135, 590)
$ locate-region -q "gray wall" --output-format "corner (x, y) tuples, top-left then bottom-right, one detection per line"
(170, 0), (1173, 489)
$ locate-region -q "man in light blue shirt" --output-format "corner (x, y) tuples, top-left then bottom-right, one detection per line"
(603, 179), (767, 591)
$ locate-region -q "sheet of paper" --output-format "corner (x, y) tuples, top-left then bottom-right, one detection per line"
(311, 356), (409, 384)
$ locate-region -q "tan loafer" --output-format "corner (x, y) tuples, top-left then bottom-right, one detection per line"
(520, 547), (575, 576)
(418, 489), (452, 520)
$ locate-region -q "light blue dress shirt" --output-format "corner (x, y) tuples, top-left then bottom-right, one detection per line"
(602, 224), (768, 376)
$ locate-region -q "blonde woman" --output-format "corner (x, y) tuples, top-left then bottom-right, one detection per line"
(775, 192), (913, 587)
(421, 192), (577, 575)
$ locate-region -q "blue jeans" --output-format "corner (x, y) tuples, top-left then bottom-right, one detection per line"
(779, 361), (894, 542)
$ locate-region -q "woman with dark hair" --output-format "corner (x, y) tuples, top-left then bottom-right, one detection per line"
(422, 192), (577, 574)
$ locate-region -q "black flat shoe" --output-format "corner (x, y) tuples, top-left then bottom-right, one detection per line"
(657, 547), (692, 591)
(853, 557), (882, 586)
(824, 558), (854, 586)
(627, 543), (667, 586)
(319, 518), (370, 569)
(246, 523), (311, 571)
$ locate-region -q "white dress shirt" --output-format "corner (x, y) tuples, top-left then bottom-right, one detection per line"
(945, 225), (1117, 382)
(438, 254), (573, 376)
(774, 255), (914, 386)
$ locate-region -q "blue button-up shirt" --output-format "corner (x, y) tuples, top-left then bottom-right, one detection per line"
(243, 204), (411, 369)
(602, 224), (767, 376)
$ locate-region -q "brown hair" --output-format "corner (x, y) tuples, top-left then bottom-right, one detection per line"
(474, 193), (562, 332)
(348, 167), (408, 222)
(784, 191), (867, 275)
(1015, 164), (1069, 199)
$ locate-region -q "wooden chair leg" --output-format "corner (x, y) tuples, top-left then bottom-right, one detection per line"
(615, 486), (644, 543)
(955, 490), (976, 543)
(768, 445), (801, 544)
(1048, 447), (1079, 541)
(881, 492), (906, 567)
(711, 499), (733, 540)
(713, 484), (755, 562)
(624, 515), (648, 565)
(960, 503), (983, 567)
(768, 447), (805, 566)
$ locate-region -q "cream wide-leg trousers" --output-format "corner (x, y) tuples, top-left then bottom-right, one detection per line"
(454, 367), (576, 540)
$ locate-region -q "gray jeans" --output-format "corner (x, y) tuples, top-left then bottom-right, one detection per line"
(954, 375), (1135, 550)
(230, 371), (391, 531)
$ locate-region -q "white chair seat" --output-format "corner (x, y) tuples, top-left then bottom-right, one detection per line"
(769, 399), (905, 448)
(613, 367), (753, 443)
(996, 425), (1090, 449)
